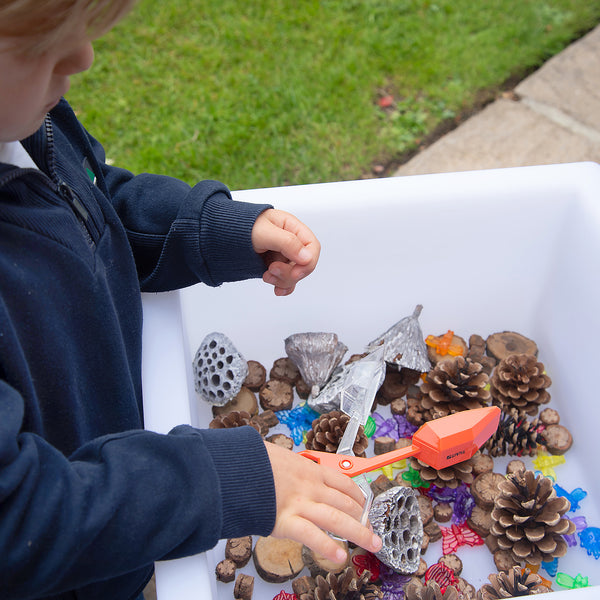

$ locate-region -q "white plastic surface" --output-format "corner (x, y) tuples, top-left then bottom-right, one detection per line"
(141, 162), (600, 599)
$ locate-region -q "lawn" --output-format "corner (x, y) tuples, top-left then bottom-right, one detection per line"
(68, 1), (600, 189)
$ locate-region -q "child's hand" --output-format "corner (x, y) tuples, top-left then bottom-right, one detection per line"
(264, 441), (383, 564)
(251, 209), (320, 296)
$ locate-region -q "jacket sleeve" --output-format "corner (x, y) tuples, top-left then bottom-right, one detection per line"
(54, 100), (273, 292)
(0, 379), (276, 599)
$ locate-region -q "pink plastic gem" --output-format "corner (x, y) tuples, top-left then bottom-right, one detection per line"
(440, 523), (484, 555)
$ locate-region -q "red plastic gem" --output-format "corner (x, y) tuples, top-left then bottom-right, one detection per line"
(351, 552), (381, 582)
(441, 523), (484, 555)
(272, 591), (297, 600)
(425, 562), (457, 594)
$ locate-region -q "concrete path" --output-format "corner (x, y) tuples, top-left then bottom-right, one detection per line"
(395, 25), (600, 176)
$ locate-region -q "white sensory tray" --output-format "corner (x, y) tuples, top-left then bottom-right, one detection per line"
(142, 162), (600, 600)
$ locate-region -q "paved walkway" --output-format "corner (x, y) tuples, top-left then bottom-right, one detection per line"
(395, 25), (600, 176)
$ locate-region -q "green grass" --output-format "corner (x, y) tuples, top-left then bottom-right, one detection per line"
(68, 1), (600, 189)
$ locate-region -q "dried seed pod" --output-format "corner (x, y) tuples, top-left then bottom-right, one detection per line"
(243, 360), (267, 391)
(258, 379), (294, 412)
(471, 472), (506, 510)
(209, 410), (260, 433)
(270, 357), (301, 384)
(226, 536), (253, 567)
(539, 423), (573, 455)
(233, 573), (254, 600)
(193, 332), (248, 405)
(369, 486), (423, 574)
(212, 386), (258, 418)
(215, 558), (236, 583)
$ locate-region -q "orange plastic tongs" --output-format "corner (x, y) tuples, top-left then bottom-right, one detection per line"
(299, 406), (501, 477)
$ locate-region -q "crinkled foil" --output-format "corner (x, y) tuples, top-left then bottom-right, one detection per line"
(285, 332), (347, 396)
(367, 305), (431, 372)
(369, 486), (423, 574)
(193, 332), (248, 406)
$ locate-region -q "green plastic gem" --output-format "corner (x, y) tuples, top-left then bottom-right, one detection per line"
(364, 415), (376, 438)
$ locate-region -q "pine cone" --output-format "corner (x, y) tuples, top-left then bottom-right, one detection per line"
(209, 410), (260, 433)
(489, 470), (576, 564)
(409, 451), (479, 489)
(405, 579), (458, 600)
(306, 567), (380, 600)
(484, 409), (541, 457)
(421, 357), (490, 415)
(305, 410), (368, 456)
(489, 354), (551, 416)
(477, 566), (549, 598)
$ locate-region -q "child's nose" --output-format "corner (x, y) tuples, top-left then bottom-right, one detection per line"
(55, 42), (95, 76)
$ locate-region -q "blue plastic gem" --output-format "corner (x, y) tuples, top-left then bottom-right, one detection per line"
(542, 557), (559, 577)
(553, 484), (587, 512)
(579, 526), (600, 559)
(277, 403), (319, 445)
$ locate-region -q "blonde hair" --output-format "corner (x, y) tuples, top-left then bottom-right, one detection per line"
(0, 0), (137, 55)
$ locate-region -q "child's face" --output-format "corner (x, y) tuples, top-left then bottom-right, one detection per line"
(0, 32), (95, 143)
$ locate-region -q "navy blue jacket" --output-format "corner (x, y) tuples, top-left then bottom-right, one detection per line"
(0, 99), (276, 599)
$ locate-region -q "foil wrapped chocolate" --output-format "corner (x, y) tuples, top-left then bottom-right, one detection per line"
(193, 332), (248, 406)
(369, 486), (423, 574)
(284, 332), (347, 397)
(368, 305), (431, 372)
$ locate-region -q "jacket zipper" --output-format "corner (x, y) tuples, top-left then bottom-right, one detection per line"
(43, 117), (96, 249)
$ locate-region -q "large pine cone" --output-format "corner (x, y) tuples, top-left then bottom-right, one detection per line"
(489, 470), (575, 564)
(404, 580), (458, 600)
(409, 451), (479, 489)
(477, 566), (549, 598)
(484, 409), (541, 457)
(421, 357), (490, 415)
(301, 568), (381, 600)
(305, 410), (368, 456)
(489, 354), (551, 416)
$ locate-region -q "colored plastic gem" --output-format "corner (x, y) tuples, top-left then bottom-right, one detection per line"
(425, 563), (457, 594)
(556, 573), (589, 589)
(428, 485), (457, 503)
(364, 415), (376, 438)
(542, 557), (559, 577)
(453, 483), (475, 524)
(533, 451), (565, 480)
(401, 466), (430, 489)
(277, 403), (320, 445)
(373, 412), (419, 441)
(273, 592), (297, 600)
(351, 552), (381, 582)
(579, 526), (600, 559)
(440, 523), (484, 555)
(425, 330), (465, 357)
(379, 564), (412, 600)
(554, 484), (587, 512)
(367, 305), (432, 372)
(565, 516), (588, 547)
(521, 568), (552, 591)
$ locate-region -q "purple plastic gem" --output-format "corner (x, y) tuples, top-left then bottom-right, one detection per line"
(428, 485), (456, 503)
(380, 565), (412, 600)
(394, 413), (419, 438)
(579, 526), (600, 559)
(373, 412), (400, 441)
(565, 516), (588, 547)
(453, 483), (475, 524)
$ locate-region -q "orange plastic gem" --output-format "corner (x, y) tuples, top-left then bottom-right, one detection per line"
(425, 330), (464, 357)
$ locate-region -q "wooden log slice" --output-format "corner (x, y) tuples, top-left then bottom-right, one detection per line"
(225, 536), (253, 567)
(486, 331), (538, 361)
(467, 505), (493, 537)
(253, 536), (304, 583)
(471, 472), (506, 510)
(243, 360), (267, 392)
(233, 573), (254, 600)
(212, 386), (258, 418)
(542, 423), (573, 455)
(215, 558), (236, 583)
(269, 357), (300, 384)
(438, 553), (463, 576)
(258, 379), (294, 412)
(427, 334), (468, 365)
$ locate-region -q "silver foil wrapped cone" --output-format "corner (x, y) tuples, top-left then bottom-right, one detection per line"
(368, 305), (431, 372)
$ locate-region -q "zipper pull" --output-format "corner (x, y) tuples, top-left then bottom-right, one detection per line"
(58, 181), (89, 222)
